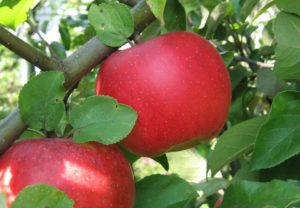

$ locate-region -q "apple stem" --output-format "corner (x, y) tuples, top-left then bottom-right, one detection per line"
(65, 130), (74, 139)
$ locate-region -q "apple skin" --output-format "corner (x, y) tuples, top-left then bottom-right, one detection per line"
(96, 31), (231, 157)
(0, 138), (134, 208)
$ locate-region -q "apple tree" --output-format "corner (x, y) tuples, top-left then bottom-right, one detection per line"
(0, 0), (300, 207)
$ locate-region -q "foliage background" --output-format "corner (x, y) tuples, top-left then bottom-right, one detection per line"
(2, 0), (300, 207)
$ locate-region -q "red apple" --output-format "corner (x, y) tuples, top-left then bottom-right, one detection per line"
(96, 31), (231, 157)
(0, 138), (134, 208)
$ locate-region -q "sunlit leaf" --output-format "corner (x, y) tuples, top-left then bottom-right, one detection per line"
(69, 96), (137, 145)
(0, 0), (40, 29)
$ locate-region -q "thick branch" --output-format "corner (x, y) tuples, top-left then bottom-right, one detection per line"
(0, 109), (27, 153)
(131, 0), (155, 33)
(0, 0), (155, 154)
(0, 26), (63, 71)
(63, 37), (114, 88)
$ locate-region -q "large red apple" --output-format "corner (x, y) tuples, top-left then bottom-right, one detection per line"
(0, 138), (134, 208)
(96, 31), (231, 157)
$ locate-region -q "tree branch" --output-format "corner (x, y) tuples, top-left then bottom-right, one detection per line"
(0, 26), (63, 71)
(234, 56), (274, 69)
(64, 0), (155, 89)
(0, 108), (27, 154)
(0, 0), (155, 154)
(63, 37), (114, 89)
(216, 44), (274, 69)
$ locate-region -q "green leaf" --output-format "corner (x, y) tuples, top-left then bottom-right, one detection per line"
(273, 12), (300, 80)
(221, 180), (300, 208)
(208, 116), (267, 176)
(274, 12), (300, 49)
(179, 0), (200, 13)
(235, 155), (300, 182)
(240, 0), (259, 21)
(69, 96), (137, 145)
(166, 199), (195, 208)
(59, 20), (71, 50)
(50, 42), (66, 59)
(201, 0), (222, 11)
(260, 20), (275, 47)
(221, 51), (235, 66)
(41, 20), (49, 33)
(138, 20), (161, 42)
(0, 0), (39, 29)
(234, 163), (260, 182)
(193, 178), (229, 200)
(72, 25), (96, 48)
(19, 71), (65, 131)
(164, 0), (186, 32)
(251, 1), (276, 24)
(120, 146), (140, 165)
(146, 0), (167, 25)
(275, 0), (300, 16)
(206, 2), (233, 38)
(88, 3), (134, 47)
(229, 65), (249, 91)
(11, 184), (74, 208)
(19, 130), (45, 140)
(0, 192), (6, 208)
(259, 154), (300, 182)
(167, 149), (205, 183)
(54, 111), (68, 137)
(274, 44), (300, 80)
(153, 154), (169, 171)
(251, 91), (300, 170)
(135, 174), (198, 208)
(257, 69), (286, 98)
(229, 87), (256, 125)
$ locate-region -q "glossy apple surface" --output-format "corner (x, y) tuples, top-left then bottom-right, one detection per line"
(0, 138), (134, 208)
(96, 31), (231, 157)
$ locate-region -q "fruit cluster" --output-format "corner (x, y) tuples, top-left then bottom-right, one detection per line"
(0, 31), (230, 207)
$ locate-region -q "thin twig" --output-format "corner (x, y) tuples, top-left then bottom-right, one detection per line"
(26, 18), (50, 48)
(216, 44), (274, 69)
(26, 18), (59, 59)
(235, 56), (274, 68)
(227, 19), (246, 57)
(63, 81), (79, 105)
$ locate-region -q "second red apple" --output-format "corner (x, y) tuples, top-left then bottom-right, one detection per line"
(0, 138), (134, 208)
(96, 31), (231, 157)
